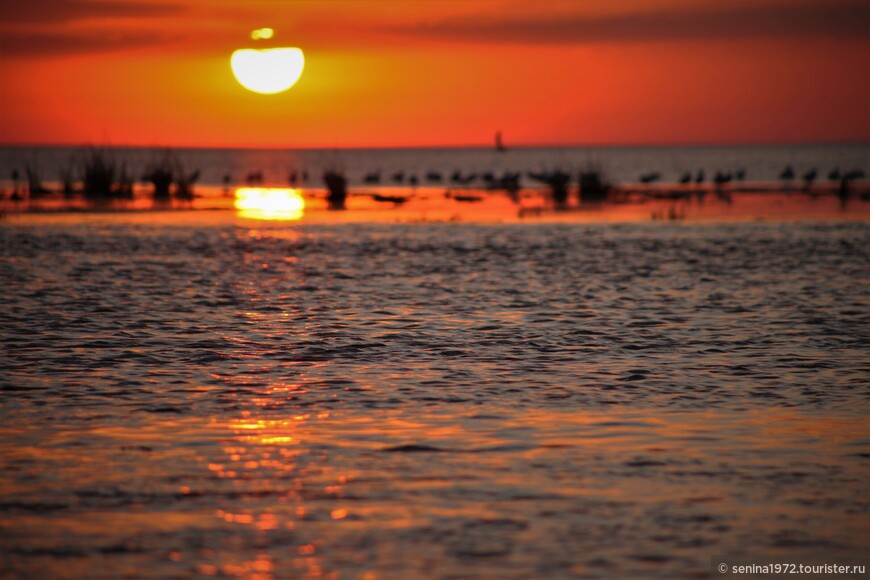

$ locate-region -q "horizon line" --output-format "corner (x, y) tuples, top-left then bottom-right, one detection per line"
(2, 138), (869, 151)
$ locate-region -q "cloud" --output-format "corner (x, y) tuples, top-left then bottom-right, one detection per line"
(0, 0), (184, 57)
(396, 1), (870, 45)
(0, 29), (175, 58)
(3, 0), (183, 24)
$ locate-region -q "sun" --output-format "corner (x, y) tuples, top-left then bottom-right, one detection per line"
(231, 29), (304, 95)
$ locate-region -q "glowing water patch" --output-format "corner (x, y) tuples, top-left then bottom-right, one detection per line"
(235, 188), (305, 220)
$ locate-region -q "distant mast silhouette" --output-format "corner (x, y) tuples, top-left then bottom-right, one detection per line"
(495, 131), (507, 152)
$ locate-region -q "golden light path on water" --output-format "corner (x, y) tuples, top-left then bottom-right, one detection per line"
(1, 210), (869, 577)
(234, 187), (305, 220)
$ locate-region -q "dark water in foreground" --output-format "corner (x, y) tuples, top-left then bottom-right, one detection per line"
(1, 212), (869, 578)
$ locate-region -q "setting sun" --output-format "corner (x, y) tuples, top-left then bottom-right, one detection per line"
(230, 42), (304, 95)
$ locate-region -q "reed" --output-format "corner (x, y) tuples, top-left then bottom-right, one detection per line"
(143, 149), (200, 199)
(323, 170), (348, 210)
(79, 147), (117, 198)
(24, 162), (50, 196)
(143, 150), (175, 199)
(578, 166), (612, 202)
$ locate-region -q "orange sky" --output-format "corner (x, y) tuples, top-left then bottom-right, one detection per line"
(1, 0), (868, 148)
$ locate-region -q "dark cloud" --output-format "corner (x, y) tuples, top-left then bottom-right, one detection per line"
(0, 29), (175, 58)
(397, 1), (870, 45)
(0, 0), (184, 58)
(3, 0), (183, 24)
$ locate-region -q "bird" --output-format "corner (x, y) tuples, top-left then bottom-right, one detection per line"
(246, 170), (263, 185)
(713, 171), (732, 185)
(451, 171), (477, 184)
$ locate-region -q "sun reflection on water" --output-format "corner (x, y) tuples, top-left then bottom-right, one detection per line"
(235, 188), (305, 221)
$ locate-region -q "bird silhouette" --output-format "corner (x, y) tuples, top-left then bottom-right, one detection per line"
(802, 168), (817, 191)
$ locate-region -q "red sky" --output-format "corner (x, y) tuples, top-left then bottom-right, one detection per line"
(1, 0), (868, 148)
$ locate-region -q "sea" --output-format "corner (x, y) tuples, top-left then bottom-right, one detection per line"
(1, 143), (869, 579)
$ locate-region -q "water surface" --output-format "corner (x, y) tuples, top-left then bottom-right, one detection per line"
(1, 213), (868, 578)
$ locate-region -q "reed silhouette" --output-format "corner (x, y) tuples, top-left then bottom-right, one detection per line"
(528, 170), (572, 208)
(175, 168), (200, 200)
(494, 171), (521, 199)
(578, 168), (612, 203)
(59, 165), (76, 196)
(80, 148), (121, 198)
(10, 169), (21, 198)
(802, 168), (817, 192)
(323, 170), (348, 210)
(117, 162), (134, 199)
(143, 151), (175, 199)
(143, 149), (199, 200)
(24, 162), (50, 196)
